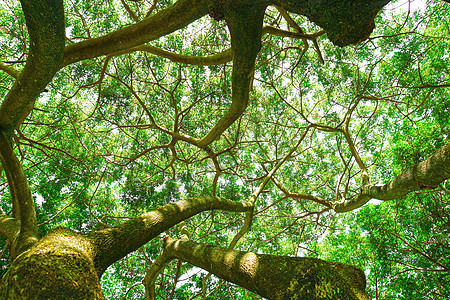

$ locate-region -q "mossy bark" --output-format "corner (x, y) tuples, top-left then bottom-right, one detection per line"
(164, 237), (369, 300)
(0, 227), (105, 300)
(0, 0), (65, 133)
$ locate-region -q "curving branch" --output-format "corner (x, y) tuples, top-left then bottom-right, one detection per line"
(1, 158), (20, 220)
(0, 0), (65, 134)
(61, 0), (389, 68)
(162, 237), (370, 299)
(102, 24), (326, 69)
(0, 61), (20, 79)
(0, 0), (65, 255)
(61, 0), (210, 67)
(271, 176), (333, 208)
(196, 4), (266, 148)
(103, 45), (232, 67)
(335, 141), (450, 212)
(136, 45), (232, 65)
(59, 0), (389, 151)
(0, 132), (37, 257)
(0, 214), (20, 241)
(342, 97), (370, 185)
(142, 221), (190, 300)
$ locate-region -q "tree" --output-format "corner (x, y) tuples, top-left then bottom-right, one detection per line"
(0, 0), (449, 298)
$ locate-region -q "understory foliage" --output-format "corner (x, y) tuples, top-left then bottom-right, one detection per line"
(1, 0), (449, 298)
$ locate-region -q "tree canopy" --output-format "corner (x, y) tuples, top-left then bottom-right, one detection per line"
(0, 0), (449, 299)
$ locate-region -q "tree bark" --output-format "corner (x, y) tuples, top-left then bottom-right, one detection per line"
(367, 140), (450, 200)
(0, 214), (20, 242)
(273, 0), (389, 46)
(163, 237), (369, 299)
(0, 0), (65, 134)
(61, 0), (389, 69)
(1, 196), (252, 298)
(0, 227), (105, 300)
(61, 0), (210, 66)
(0, 0), (419, 298)
(197, 3), (266, 147)
(0, 131), (38, 259)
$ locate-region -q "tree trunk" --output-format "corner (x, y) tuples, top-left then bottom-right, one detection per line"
(0, 227), (105, 300)
(163, 237), (370, 300)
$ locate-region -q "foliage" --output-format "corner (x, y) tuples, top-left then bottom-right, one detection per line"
(1, 0), (449, 298)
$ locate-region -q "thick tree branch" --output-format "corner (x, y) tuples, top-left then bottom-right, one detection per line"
(0, 61), (20, 79)
(89, 196), (252, 275)
(97, 24), (327, 69)
(143, 247), (173, 299)
(0, 132), (38, 256)
(59, 0), (389, 150)
(368, 140), (450, 199)
(0, 0), (65, 134)
(0, 227), (105, 299)
(0, 215), (20, 241)
(62, 0), (390, 68)
(143, 221), (190, 300)
(1, 162), (20, 220)
(335, 141), (450, 212)
(197, 4), (266, 147)
(61, 0), (209, 67)
(273, 0), (389, 46)
(0, 0), (65, 257)
(163, 238), (369, 299)
(0, 61), (34, 134)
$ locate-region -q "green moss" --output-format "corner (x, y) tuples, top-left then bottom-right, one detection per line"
(0, 227), (105, 299)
